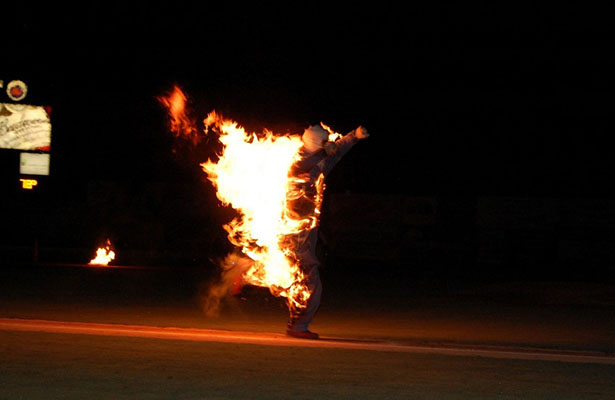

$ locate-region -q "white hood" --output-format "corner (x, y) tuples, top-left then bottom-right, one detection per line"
(302, 125), (329, 153)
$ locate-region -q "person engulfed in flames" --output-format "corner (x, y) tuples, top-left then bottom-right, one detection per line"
(160, 90), (372, 339)
(282, 124), (369, 339)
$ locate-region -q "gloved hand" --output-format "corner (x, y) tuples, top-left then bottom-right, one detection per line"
(355, 126), (370, 139)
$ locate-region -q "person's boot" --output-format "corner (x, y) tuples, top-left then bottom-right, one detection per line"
(286, 329), (319, 340)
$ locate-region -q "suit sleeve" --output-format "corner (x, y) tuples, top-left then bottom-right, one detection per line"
(322, 129), (360, 176)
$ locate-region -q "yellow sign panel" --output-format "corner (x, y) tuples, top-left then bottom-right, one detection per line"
(20, 178), (38, 189)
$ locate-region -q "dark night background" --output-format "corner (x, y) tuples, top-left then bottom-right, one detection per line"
(2, 4), (615, 284)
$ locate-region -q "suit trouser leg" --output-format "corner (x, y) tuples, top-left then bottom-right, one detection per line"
(287, 263), (322, 332)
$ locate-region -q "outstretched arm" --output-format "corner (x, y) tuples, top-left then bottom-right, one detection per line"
(322, 126), (369, 175)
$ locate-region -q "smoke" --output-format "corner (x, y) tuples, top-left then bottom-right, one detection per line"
(198, 252), (253, 317)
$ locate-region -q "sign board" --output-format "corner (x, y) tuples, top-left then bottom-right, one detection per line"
(20, 152), (50, 176)
(0, 103), (51, 151)
(20, 178), (38, 189)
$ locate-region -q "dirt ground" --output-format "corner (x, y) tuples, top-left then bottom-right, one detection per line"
(2, 263), (615, 398)
(2, 263), (615, 352)
(2, 330), (615, 399)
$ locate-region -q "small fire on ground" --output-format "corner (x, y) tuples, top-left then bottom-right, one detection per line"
(89, 240), (116, 266)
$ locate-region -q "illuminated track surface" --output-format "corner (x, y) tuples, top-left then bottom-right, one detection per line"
(1, 318), (614, 365)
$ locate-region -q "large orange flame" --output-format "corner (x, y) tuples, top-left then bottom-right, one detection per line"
(201, 111), (313, 310)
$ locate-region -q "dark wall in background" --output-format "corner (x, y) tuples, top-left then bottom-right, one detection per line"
(2, 179), (614, 283)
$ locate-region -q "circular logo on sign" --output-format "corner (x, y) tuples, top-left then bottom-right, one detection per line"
(7, 80), (28, 101)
